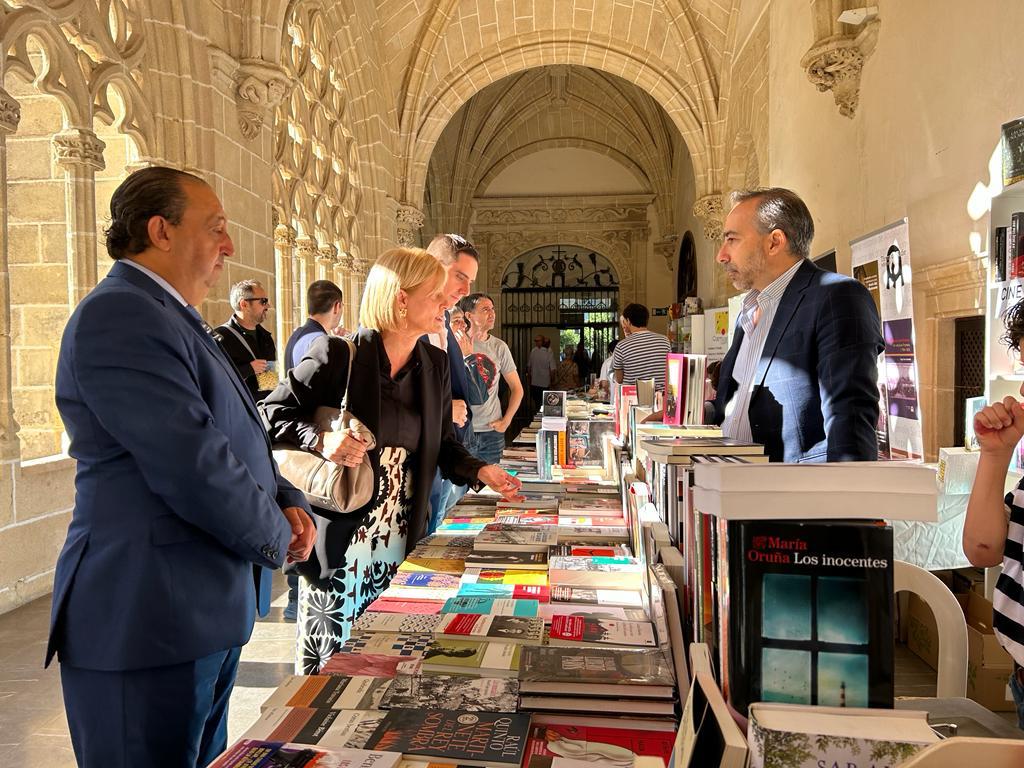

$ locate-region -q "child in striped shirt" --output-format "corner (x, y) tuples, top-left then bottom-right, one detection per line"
(964, 297), (1024, 727)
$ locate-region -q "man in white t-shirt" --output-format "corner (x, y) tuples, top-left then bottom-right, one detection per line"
(459, 293), (523, 465)
(527, 334), (555, 414)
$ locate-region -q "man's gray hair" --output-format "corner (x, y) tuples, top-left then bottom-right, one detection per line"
(230, 279), (263, 311)
(730, 187), (814, 260)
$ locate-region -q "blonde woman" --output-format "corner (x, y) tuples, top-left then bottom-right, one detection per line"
(262, 247), (521, 673)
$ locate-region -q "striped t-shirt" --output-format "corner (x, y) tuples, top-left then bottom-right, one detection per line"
(994, 481), (1024, 667)
(611, 330), (671, 389)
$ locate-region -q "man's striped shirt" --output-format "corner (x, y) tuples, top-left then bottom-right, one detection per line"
(611, 330), (671, 389)
(994, 483), (1024, 667)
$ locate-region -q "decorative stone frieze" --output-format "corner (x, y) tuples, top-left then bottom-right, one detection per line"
(692, 194), (724, 241)
(0, 88), (20, 135)
(52, 128), (106, 170)
(396, 205), (425, 247)
(274, 223), (297, 249)
(235, 59), (291, 140)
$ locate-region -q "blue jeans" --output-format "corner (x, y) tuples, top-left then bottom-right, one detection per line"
(427, 471), (453, 534)
(470, 429), (505, 466)
(1010, 665), (1024, 730)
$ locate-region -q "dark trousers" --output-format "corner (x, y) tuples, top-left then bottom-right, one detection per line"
(61, 645), (242, 768)
(530, 385), (545, 414)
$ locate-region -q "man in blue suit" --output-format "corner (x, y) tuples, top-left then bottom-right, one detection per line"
(711, 187), (884, 463)
(47, 167), (316, 767)
(425, 233), (480, 530)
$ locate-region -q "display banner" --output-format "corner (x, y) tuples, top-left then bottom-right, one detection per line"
(850, 218), (923, 460)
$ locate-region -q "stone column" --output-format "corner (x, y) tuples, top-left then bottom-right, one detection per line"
(53, 128), (105, 306)
(295, 236), (317, 319)
(396, 204), (425, 247)
(335, 253), (356, 329)
(316, 244), (337, 281)
(693, 194), (724, 242)
(0, 87), (20, 461)
(273, 223), (296, 350)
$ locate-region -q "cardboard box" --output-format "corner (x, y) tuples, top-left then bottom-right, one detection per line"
(937, 447), (980, 495)
(965, 591), (1016, 712)
(906, 592), (940, 670)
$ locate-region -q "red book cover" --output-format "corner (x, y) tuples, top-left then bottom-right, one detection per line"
(525, 721), (675, 765)
(441, 613), (483, 636)
(549, 615), (585, 642)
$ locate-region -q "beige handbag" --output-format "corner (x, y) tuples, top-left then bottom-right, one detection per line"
(272, 338), (377, 516)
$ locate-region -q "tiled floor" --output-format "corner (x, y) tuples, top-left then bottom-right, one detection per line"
(0, 572), (298, 766)
(0, 577), (1018, 766)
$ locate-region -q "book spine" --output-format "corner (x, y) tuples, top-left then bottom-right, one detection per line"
(995, 226), (1008, 282)
(1015, 212), (1024, 279)
(1012, 213), (1021, 280)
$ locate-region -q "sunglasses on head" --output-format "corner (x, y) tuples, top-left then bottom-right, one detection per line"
(245, 297), (270, 306)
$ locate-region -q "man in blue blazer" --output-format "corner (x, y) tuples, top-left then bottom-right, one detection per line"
(425, 233), (481, 530)
(47, 167), (316, 767)
(711, 188), (884, 463)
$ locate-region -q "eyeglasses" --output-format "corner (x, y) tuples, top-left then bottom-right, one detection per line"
(245, 297), (270, 306)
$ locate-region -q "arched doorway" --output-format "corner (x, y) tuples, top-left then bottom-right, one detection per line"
(676, 231), (697, 301)
(500, 245), (620, 414)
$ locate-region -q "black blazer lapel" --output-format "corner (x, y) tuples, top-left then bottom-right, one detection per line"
(751, 259), (816, 392)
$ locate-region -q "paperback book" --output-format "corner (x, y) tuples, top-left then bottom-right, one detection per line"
(550, 586), (643, 608)
(457, 582), (551, 602)
(548, 615), (657, 648)
(364, 598), (444, 615)
(262, 675), (392, 712)
(420, 638), (522, 677)
(719, 518), (895, 715)
(239, 708), (386, 750)
(334, 633), (435, 658)
(319, 653), (420, 678)
(388, 571), (461, 590)
(524, 715), (676, 767)
(209, 741), (402, 768)
(435, 613), (546, 645)
(441, 596), (540, 617)
(363, 709), (532, 768)
(548, 556), (644, 591)
(378, 674), (520, 712)
(463, 551), (549, 570)
(474, 527), (559, 551)
(518, 646), (675, 697)
(460, 568), (548, 587)
(350, 613), (442, 635)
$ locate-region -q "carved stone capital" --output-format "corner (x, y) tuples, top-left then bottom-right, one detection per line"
(692, 194), (724, 241)
(53, 128), (106, 171)
(396, 204), (425, 247)
(296, 237), (318, 261)
(274, 224), (297, 249)
(653, 234), (679, 272)
(0, 88), (21, 135)
(235, 59), (292, 141)
(317, 244), (338, 265)
(800, 21), (879, 118)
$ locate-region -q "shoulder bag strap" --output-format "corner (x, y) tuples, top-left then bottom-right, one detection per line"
(222, 322), (257, 360)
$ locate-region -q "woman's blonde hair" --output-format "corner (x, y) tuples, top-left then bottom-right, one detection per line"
(359, 247), (446, 332)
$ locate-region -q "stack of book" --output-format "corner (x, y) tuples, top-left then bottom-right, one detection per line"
(689, 461), (938, 716)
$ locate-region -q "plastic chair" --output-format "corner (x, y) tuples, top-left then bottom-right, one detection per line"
(895, 560), (968, 698)
(897, 737), (1024, 767)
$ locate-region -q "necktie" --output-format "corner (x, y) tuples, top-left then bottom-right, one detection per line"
(187, 306), (223, 343)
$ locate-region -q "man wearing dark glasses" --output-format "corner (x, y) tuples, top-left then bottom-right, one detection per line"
(216, 279), (278, 400)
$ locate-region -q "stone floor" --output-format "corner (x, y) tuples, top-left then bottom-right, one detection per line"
(0, 575), (1016, 765)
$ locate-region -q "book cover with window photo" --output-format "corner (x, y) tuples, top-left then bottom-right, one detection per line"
(719, 519), (894, 716)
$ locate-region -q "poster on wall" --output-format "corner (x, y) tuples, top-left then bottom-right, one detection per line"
(850, 218), (923, 461)
(703, 307), (730, 360)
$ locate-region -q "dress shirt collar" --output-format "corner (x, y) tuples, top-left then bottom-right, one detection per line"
(739, 258), (804, 331)
(121, 259), (188, 307)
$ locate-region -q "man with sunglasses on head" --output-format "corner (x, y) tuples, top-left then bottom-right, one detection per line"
(216, 279), (278, 400)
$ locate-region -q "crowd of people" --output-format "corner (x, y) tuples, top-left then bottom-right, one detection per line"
(51, 165), (1024, 764)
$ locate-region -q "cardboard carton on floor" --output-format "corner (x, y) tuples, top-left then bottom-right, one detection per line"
(906, 592), (940, 670)
(966, 590), (1016, 712)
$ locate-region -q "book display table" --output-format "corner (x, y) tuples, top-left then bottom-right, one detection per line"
(896, 696), (1023, 740)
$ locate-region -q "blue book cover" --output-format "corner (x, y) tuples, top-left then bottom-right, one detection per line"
(442, 596), (540, 617)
